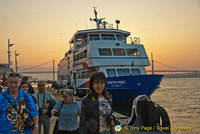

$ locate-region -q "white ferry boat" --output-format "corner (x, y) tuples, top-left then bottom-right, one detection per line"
(57, 8), (163, 105)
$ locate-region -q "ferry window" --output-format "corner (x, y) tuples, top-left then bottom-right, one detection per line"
(99, 48), (112, 56)
(80, 52), (84, 59)
(76, 72), (81, 78)
(73, 55), (77, 62)
(101, 34), (115, 40)
(83, 50), (87, 58)
(86, 71), (90, 78)
(131, 69), (141, 75)
(107, 69), (117, 77)
(81, 71), (86, 78)
(89, 34), (100, 41)
(75, 38), (82, 43)
(116, 35), (125, 41)
(113, 48), (126, 56)
(117, 69), (131, 76)
(126, 48), (140, 56)
(89, 70), (96, 77)
(77, 53), (80, 61)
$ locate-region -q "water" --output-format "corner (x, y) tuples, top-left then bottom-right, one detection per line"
(151, 77), (200, 134)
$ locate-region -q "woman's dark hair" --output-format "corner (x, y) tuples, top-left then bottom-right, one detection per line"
(89, 72), (107, 96)
(19, 81), (28, 89)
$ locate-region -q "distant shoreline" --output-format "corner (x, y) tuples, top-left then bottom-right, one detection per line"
(163, 72), (200, 78)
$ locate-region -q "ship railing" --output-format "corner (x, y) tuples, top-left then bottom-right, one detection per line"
(80, 38), (89, 47)
(74, 36), (141, 51)
(74, 38), (89, 51)
(88, 36), (140, 45)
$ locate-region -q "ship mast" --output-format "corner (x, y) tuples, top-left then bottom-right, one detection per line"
(90, 7), (105, 29)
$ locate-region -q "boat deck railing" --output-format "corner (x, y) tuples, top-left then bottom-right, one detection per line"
(74, 36), (141, 51)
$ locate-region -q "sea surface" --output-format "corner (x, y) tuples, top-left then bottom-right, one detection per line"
(150, 77), (200, 134)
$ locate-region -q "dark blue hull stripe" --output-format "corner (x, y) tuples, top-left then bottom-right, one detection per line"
(78, 74), (164, 104)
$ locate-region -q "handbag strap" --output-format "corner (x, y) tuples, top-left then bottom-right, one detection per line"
(37, 92), (46, 108)
(2, 93), (25, 120)
(58, 101), (64, 114)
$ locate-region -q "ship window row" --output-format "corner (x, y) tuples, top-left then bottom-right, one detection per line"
(98, 48), (139, 56)
(73, 50), (87, 62)
(106, 68), (141, 77)
(89, 34), (125, 41)
(76, 70), (96, 79)
(75, 69), (140, 79)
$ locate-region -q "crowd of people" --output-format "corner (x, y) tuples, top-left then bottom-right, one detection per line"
(0, 72), (119, 134)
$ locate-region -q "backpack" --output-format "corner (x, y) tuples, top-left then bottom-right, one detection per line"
(127, 95), (171, 133)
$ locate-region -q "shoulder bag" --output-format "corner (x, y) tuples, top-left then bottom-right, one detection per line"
(53, 100), (64, 134)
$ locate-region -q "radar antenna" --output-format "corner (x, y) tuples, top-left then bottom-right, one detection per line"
(90, 7), (105, 29)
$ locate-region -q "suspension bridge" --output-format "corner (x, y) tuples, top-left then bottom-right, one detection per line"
(17, 60), (200, 81)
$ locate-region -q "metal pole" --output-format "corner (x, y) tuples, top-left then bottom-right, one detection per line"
(8, 39), (11, 75)
(53, 60), (55, 81)
(8, 39), (14, 75)
(15, 51), (17, 72)
(151, 53), (154, 74)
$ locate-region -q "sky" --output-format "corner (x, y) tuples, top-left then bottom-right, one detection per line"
(0, 0), (200, 74)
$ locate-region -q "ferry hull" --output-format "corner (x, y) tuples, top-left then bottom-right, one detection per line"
(77, 74), (163, 105)
(107, 74), (164, 104)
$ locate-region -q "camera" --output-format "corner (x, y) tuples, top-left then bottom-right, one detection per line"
(24, 118), (34, 129)
(38, 108), (43, 115)
(54, 112), (59, 117)
(106, 114), (120, 125)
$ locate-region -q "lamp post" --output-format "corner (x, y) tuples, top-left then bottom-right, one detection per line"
(15, 51), (20, 72)
(8, 39), (14, 75)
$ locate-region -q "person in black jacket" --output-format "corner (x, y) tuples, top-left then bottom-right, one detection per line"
(80, 72), (117, 134)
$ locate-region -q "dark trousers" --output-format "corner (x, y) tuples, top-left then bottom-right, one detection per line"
(39, 114), (50, 134)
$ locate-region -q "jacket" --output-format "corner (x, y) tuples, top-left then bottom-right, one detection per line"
(79, 91), (113, 134)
